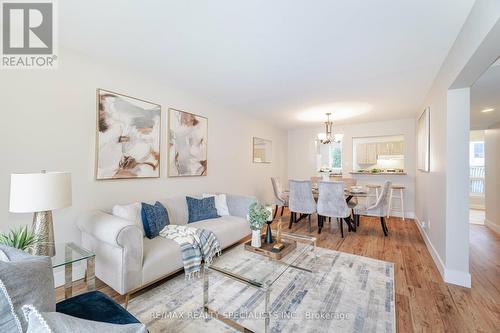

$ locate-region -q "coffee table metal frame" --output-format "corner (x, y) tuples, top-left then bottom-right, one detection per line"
(203, 232), (316, 333)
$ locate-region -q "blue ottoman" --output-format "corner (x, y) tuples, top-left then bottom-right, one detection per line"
(56, 291), (140, 325)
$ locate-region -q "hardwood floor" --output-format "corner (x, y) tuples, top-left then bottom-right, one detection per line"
(56, 213), (500, 332)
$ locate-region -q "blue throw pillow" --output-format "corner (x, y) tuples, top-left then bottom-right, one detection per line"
(186, 196), (220, 223)
(141, 202), (169, 239)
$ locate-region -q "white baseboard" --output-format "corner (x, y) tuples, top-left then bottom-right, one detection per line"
(414, 217), (445, 277)
(444, 268), (471, 288)
(485, 219), (500, 234)
(388, 211), (415, 219)
(53, 262), (86, 288)
(414, 216), (471, 288)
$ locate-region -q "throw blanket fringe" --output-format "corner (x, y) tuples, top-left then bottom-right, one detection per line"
(159, 225), (221, 279)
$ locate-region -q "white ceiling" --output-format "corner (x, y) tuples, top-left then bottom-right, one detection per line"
(59, 0), (475, 129)
(471, 59), (500, 130)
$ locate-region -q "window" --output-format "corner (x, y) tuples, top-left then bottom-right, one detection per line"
(473, 142), (484, 158)
(469, 141), (485, 167)
(329, 142), (342, 171)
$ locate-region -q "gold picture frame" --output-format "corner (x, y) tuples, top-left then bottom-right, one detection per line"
(253, 137), (272, 164)
(167, 108), (208, 177)
(95, 89), (162, 180)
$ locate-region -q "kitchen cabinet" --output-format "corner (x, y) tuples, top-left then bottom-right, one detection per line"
(376, 141), (405, 156)
(356, 143), (377, 164)
(391, 141), (405, 155)
(356, 144), (367, 164)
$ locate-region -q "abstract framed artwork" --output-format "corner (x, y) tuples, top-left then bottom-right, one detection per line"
(417, 107), (430, 172)
(168, 108), (208, 177)
(95, 89), (161, 180)
(253, 137), (272, 163)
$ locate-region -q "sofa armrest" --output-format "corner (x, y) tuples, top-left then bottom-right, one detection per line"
(76, 211), (143, 295)
(77, 211), (141, 248)
(225, 194), (256, 218)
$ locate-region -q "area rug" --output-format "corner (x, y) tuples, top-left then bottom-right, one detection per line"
(128, 247), (395, 332)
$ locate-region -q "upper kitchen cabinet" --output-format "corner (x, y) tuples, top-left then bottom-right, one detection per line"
(376, 141), (405, 156)
(353, 135), (406, 173)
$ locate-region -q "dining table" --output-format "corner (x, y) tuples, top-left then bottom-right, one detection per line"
(306, 186), (369, 233)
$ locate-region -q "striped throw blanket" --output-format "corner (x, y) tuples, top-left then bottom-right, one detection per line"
(159, 224), (221, 279)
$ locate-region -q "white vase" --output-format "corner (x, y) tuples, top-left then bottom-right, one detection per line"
(251, 230), (262, 248)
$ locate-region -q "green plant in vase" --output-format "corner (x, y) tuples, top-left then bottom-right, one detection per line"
(248, 202), (271, 248)
(0, 225), (42, 252)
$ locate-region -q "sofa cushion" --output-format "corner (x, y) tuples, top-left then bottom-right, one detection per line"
(161, 196), (189, 226)
(112, 203), (146, 237)
(186, 196), (219, 223)
(189, 215), (251, 248)
(56, 291), (140, 325)
(0, 245), (56, 333)
(202, 193), (229, 216)
(141, 202), (169, 239)
(23, 304), (147, 333)
(142, 237), (183, 285)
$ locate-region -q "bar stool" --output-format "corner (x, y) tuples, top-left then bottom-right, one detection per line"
(366, 184), (381, 206)
(387, 185), (405, 220)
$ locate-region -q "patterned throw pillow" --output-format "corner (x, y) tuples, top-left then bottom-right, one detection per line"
(22, 304), (147, 333)
(141, 202), (169, 239)
(186, 196), (220, 223)
(0, 245), (56, 333)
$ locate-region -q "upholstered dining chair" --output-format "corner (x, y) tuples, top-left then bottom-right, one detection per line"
(317, 181), (351, 237)
(271, 177), (289, 219)
(288, 180), (316, 232)
(353, 180), (392, 236)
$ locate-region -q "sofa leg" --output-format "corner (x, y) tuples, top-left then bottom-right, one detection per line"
(273, 205), (278, 220)
(280, 206), (284, 217)
(124, 293), (131, 309)
(288, 212), (294, 229)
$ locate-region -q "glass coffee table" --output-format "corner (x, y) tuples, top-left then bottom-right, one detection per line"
(203, 231), (316, 333)
(51, 242), (95, 299)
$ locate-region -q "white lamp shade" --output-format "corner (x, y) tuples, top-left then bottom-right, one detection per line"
(9, 172), (72, 213)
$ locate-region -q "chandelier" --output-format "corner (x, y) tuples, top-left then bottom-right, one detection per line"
(317, 113), (343, 144)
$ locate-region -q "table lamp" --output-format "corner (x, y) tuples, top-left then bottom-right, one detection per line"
(9, 171), (72, 256)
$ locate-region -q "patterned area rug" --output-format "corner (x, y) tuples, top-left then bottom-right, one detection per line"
(128, 247), (395, 332)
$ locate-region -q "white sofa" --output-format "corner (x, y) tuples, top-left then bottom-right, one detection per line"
(76, 194), (254, 298)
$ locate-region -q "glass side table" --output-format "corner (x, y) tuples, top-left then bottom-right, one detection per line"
(51, 242), (95, 299)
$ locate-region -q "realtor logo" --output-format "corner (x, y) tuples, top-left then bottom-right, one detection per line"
(1, 0), (57, 68)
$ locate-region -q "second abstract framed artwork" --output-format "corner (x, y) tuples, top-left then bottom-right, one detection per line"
(168, 108), (208, 177)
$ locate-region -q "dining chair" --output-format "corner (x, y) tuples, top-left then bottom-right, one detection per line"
(288, 180), (316, 232)
(271, 177), (289, 219)
(353, 180), (392, 236)
(317, 181), (351, 237)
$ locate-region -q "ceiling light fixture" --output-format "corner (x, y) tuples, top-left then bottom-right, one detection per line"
(481, 108), (495, 113)
(317, 113), (343, 144)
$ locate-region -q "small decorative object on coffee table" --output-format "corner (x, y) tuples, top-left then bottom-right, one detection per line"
(271, 218), (285, 252)
(248, 202), (271, 248)
(52, 242), (95, 299)
(264, 205), (274, 244)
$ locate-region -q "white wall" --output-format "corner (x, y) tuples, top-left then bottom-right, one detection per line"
(0, 47), (288, 246)
(288, 118), (416, 218)
(415, 0), (500, 287)
(485, 125), (500, 234)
